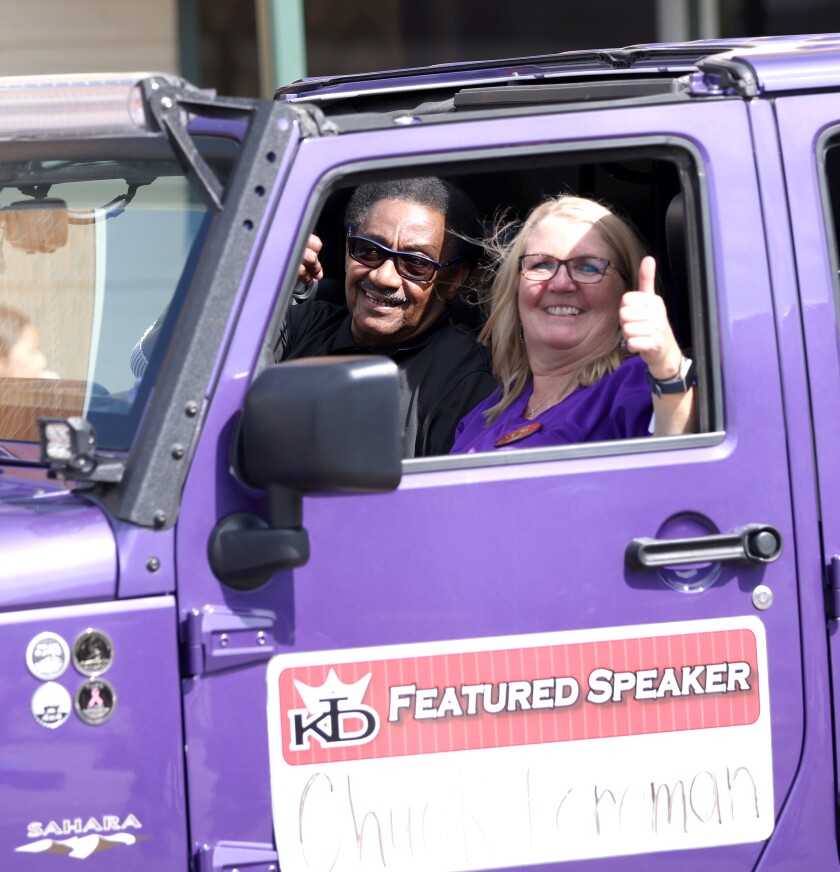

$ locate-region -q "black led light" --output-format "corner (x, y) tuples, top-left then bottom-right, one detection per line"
(38, 416), (97, 474)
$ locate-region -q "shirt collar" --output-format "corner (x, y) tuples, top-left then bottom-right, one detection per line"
(331, 311), (451, 355)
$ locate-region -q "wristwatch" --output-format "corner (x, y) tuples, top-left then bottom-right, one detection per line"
(646, 356), (696, 397)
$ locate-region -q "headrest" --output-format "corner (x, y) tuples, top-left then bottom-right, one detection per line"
(665, 192), (686, 291)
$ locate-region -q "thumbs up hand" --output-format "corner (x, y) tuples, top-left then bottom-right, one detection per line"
(619, 256), (683, 380)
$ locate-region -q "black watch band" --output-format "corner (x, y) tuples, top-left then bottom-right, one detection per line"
(646, 357), (696, 397)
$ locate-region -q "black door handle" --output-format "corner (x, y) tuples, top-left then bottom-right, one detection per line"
(625, 524), (783, 571)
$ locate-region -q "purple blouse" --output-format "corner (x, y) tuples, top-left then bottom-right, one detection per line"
(449, 355), (653, 453)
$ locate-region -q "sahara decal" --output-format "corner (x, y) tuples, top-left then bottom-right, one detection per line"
(266, 617), (773, 872)
(15, 814), (143, 861)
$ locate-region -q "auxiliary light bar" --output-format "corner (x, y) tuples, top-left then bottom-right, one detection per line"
(0, 73), (181, 138)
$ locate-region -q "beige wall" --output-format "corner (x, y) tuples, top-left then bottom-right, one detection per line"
(0, 0), (179, 77)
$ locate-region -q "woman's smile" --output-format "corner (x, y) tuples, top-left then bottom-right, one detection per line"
(544, 305), (583, 316)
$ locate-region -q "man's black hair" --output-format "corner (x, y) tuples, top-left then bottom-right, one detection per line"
(344, 177), (481, 267)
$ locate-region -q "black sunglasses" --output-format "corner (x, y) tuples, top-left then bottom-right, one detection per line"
(347, 232), (462, 282)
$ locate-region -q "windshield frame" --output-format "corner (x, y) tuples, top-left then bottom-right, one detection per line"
(0, 84), (300, 531)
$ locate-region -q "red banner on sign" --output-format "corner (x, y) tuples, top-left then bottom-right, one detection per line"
(277, 628), (759, 765)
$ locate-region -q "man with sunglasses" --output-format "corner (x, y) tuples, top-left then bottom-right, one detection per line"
(276, 177), (496, 457)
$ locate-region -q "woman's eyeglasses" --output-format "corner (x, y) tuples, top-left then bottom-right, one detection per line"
(347, 233), (462, 282)
(519, 254), (620, 284)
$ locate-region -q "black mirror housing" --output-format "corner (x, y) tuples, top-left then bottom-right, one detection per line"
(211, 356), (402, 588)
(241, 355), (402, 495)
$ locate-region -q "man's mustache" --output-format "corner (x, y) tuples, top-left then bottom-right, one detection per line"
(359, 280), (407, 305)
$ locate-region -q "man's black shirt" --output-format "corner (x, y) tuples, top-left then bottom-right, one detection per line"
(276, 301), (496, 457)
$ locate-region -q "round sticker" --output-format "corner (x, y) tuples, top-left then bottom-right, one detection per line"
(72, 629), (114, 676)
(75, 678), (116, 725)
(26, 632), (70, 681)
(31, 682), (72, 729)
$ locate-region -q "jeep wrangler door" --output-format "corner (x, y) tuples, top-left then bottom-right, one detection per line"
(176, 93), (809, 871)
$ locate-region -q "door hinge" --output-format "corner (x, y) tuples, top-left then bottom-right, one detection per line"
(184, 605), (276, 677)
(826, 556), (840, 620)
(194, 841), (278, 872)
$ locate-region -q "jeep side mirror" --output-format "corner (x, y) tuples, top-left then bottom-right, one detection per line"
(209, 356), (402, 589)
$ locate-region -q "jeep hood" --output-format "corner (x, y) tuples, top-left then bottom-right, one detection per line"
(0, 475), (117, 609)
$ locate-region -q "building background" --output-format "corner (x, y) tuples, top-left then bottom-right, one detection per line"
(1, 0), (179, 79)
(0, 0), (838, 97)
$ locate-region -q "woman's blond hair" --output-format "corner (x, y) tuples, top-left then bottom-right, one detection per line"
(479, 195), (648, 423)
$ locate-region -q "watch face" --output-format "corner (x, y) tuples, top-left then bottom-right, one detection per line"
(647, 357), (695, 395)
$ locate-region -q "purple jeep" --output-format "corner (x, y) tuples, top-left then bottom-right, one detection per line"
(1, 33), (840, 870)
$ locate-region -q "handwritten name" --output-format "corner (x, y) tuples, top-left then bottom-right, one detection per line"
(295, 762), (761, 871)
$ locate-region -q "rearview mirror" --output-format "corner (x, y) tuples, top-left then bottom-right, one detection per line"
(0, 198), (69, 253)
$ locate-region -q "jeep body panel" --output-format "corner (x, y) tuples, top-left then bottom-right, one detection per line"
(4, 34), (840, 872)
(174, 96), (808, 869)
(0, 480), (117, 608)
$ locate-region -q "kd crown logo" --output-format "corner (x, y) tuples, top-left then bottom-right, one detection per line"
(288, 669), (380, 751)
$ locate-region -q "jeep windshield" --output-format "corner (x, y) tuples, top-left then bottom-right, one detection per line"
(0, 72), (253, 461)
(0, 148), (223, 455)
